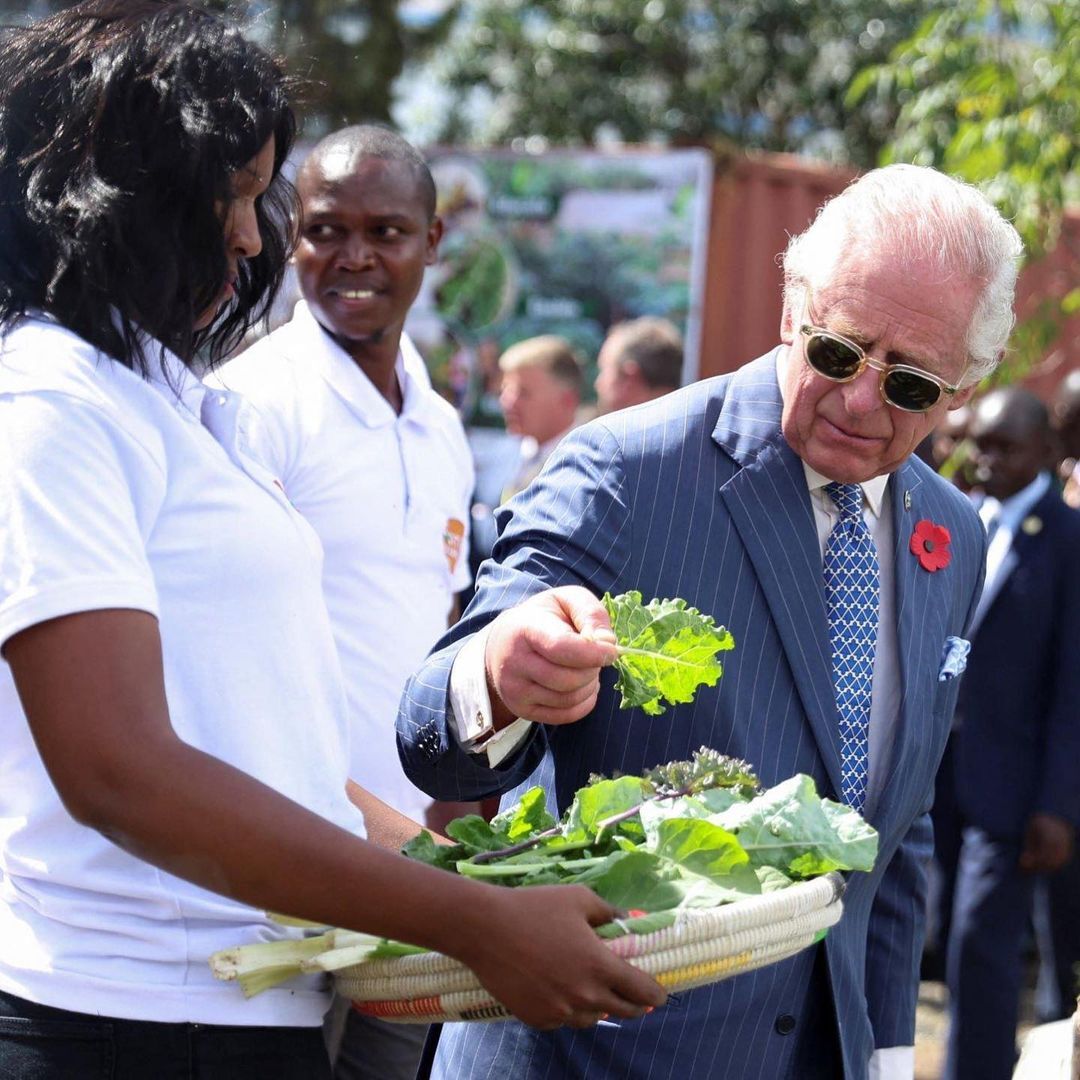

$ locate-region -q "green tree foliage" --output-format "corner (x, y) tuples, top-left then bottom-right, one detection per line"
(0, 0), (461, 134)
(435, 0), (938, 166)
(258, 0), (461, 133)
(849, 0), (1080, 380)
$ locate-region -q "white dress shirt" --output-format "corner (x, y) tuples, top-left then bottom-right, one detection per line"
(804, 464), (900, 814)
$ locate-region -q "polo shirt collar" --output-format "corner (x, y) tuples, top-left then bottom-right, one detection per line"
(287, 301), (429, 428)
(143, 339), (206, 420)
(95, 309), (205, 419)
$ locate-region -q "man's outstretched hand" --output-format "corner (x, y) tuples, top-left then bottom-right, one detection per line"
(484, 586), (617, 729)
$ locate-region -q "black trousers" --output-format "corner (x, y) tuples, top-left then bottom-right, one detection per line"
(0, 988), (332, 1080)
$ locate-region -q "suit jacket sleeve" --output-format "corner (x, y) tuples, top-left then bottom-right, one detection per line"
(865, 511), (986, 1048)
(395, 421), (634, 801)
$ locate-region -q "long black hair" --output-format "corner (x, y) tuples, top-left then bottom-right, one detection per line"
(0, 0), (297, 373)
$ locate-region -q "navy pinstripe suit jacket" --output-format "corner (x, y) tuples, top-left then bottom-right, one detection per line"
(397, 350), (986, 1080)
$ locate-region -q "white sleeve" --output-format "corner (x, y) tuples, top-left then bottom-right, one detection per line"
(447, 629), (532, 767)
(0, 393), (161, 648)
(868, 1046), (914, 1080)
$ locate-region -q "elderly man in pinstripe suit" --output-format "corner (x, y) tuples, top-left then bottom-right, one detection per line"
(397, 165), (1022, 1080)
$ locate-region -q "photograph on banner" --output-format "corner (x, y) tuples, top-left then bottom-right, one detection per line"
(403, 146), (713, 422)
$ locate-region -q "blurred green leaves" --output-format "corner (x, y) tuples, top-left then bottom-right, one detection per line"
(1, 0), (462, 134)
(436, 0), (939, 166)
(850, 0), (1080, 381)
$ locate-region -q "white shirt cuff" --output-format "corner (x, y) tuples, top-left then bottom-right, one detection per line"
(868, 1046), (914, 1080)
(448, 628), (533, 767)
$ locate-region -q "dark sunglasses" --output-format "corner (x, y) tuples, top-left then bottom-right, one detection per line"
(799, 325), (960, 413)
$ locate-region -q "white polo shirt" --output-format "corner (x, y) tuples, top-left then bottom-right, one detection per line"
(212, 302), (473, 822)
(0, 317), (364, 1026)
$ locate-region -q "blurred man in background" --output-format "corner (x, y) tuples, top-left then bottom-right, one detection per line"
(943, 387), (1080, 1080)
(498, 334), (584, 499)
(594, 315), (684, 414)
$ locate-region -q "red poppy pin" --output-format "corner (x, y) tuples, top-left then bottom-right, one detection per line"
(910, 519), (951, 572)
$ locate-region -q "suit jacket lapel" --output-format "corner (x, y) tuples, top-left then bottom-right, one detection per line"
(874, 461), (949, 827)
(969, 487), (1053, 635)
(969, 549), (1017, 637)
(713, 352), (845, 798)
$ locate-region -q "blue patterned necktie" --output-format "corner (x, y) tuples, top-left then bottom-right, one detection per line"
(823, 482), (879, 812)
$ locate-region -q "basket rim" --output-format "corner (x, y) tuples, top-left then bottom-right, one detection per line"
(333, 871), (846, 986)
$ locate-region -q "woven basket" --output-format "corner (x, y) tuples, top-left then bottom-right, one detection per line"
(334, 872), (845, 1024)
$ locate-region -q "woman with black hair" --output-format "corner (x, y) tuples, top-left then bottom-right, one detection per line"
(0, 3), (664, 1076)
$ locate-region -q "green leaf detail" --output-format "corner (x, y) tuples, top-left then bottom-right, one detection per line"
(444, 815), (513, 854)
(603, 591), (735, 716)
(565, 776), (647, 841)
(574, 821), (760, 911)
(594, 910), (678, 939)
(490, 786), (557, 840)
(755, 865), (795, 893)
(399, 830), (467, 871)
(650, 818), (752, 879)
(715, 775), (879, 876)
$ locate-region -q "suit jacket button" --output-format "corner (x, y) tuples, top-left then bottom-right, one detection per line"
(775, 1014), (796, 1035)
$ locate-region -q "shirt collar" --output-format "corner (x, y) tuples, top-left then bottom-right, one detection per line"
(519, 426), (575, 464)
(144, 339), (206, 420)
(803, 461), (889, 518)
(287, 300), (428, 427)
(992, 470), (1051, 531)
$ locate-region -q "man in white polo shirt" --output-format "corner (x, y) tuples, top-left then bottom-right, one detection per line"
(212, 125), (474, 1080)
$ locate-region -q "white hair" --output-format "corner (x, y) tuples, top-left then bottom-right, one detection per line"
(782, 164), (1024, 386)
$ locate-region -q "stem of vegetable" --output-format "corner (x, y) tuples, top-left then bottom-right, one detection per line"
(457, 855), (611, 879)
(614, 645), (699, 668)
(594, 791), (688, 837)
(472, 792), (689, 865)
(468, 826), (561, 865)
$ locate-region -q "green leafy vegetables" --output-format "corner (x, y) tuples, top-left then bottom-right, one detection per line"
(403, 749), (877, 914)
(210, 750), (877, 997)
(604, 591), (735, 715)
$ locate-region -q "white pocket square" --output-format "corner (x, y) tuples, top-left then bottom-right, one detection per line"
(938, 636), (971, 681)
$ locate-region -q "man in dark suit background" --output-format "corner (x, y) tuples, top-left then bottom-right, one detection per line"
(943, 387), (1080, 1080)
(398, 164), (1023, 1080)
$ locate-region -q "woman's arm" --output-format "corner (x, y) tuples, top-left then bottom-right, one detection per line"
(344, 779), (454, 851)
(7, 608), (664, 1028)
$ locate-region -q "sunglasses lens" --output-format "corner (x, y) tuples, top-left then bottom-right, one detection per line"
(805, 334), (862, 380)
(883, 368), (941, 412)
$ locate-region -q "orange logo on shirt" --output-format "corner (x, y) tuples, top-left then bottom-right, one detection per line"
(443, 518), (465, 573)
